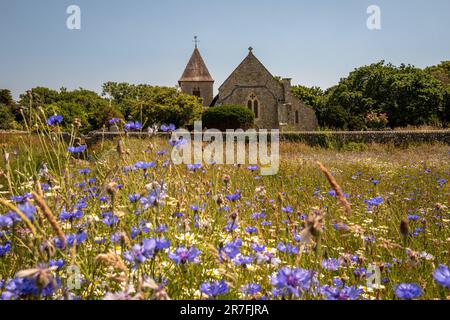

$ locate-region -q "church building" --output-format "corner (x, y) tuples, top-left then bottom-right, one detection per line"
(178, 39), (214, 107)
(179, 43), (318, 131)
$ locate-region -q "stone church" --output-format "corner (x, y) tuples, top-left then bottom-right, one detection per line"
(179, 45), (318, 131)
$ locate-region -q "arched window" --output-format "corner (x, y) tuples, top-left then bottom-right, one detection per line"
(193, 88), (201, 97)
(295, 110), (299, 124)
(253, 100), (259, 118)
(247, 94), (259, 119)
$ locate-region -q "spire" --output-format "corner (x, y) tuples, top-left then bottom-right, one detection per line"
(179, 46), (214, 83)
(193, 36), (199, 49)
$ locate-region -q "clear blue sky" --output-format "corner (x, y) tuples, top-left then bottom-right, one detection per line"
(1, 0), (450, 99)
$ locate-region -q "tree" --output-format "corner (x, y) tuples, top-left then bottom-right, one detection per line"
(103, 82), (203, 128)
(291, 85), (324, 110)
(319, 61), (447, 129)
(426, 61), (450, 87)
(426, 61), (450, 124)
(0, 89), (17, 129)
(202, 105), (255, 131)
(18, 87), (122, 133)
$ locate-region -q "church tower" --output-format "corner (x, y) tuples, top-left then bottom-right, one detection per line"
(178, 37), (214, 107)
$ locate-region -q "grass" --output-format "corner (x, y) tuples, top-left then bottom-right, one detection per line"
(0, 126), (449, 300)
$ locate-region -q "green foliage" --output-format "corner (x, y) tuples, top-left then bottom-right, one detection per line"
(426, 61), (450, 123)
(202, 105), (255, 131)
(426, 61), (450, 87)
(17, 87), (122, 133)
(315, 61), (448, 130)
(291, 85), (324, 110)
(0, 103), (15, 130)
(0, 89), (16, 130)
(102, 82), (203, 128)
(341, 142), (369, 152)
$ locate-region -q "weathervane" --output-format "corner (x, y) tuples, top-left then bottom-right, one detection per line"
(193, 36), (200, 48)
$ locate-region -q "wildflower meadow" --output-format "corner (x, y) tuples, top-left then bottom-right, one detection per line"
(0, 114), (449, 301)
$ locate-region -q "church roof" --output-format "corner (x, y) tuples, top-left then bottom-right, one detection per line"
(218, 47), (282, 92)
(179, 48), (214, 83)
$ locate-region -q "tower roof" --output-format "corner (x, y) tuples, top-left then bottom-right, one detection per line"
(179, 48), (214, 83)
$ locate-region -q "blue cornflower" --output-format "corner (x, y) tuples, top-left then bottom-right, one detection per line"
(10, 193), (32, 203)
(78, 168), (91, 175)
(411, 227), (424, 237)
(437, 178), (447, 188)
(187, 163), (202, 171)
(364, 196), (383, 209)
(241, 283), (261, 296)
(251, 243), (266, 252)
(333, 223), (348, 231)
(124, 121), (142, 131)
(0, 242), (11, 256)
(252, 211), (266, 219)
(3, 274), (60, 299)
(433, 264), (450, 288)
(133, 161), (156, 170)
(408, 215), (420, 221)
(167, 246), (201, 264)
(220, 239), (242, 260)
(234, 254), (254, 266)
(328, 190), (336, 197)
(0, 213), (14, 228)
(49, 259), (65, 269)
(190, 205), (200, 212)
(394, 283), (423, 300)
(320, 285), (363, 300)
(282, 206), (294, 213)
(160, 123), (176, 132)
(46, 114), (63, 126)
(224, 221), (238, 232)
(200, 280), (228, 299)
(128, 193), (141, 203)
(226, 191), (241, 202)
(16, 202), (36, 222)
(277, 242), (299, 254)
(155, 224), (167, 233)
(156, 150), (168, 156)
(59, 208), (83, 221)
(169, 137), (186, 147)
(124, 244), (149, 265)
(354, 267), (367, 278)
(124, 238), (162, 267)
(155, 237), (170, 250)
(271, 267), (316, 298)
(247, 165), (259, 171)
(245, 226), (257, 234)
(130, 226), (141, 240)
(110, 233), (122, 243)
(55, 231), (87, 249)
(322, 258), (341, 271)
(101, 212), (119, 226)
(68, 145), (87, 153)
(108, 118), (121, 125)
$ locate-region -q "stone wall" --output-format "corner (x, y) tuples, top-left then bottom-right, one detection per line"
(179, 81), (214, 107)
(215, 51), (319, 131)
(2, 130), (449, 147)
(280, 130), (450, 146)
